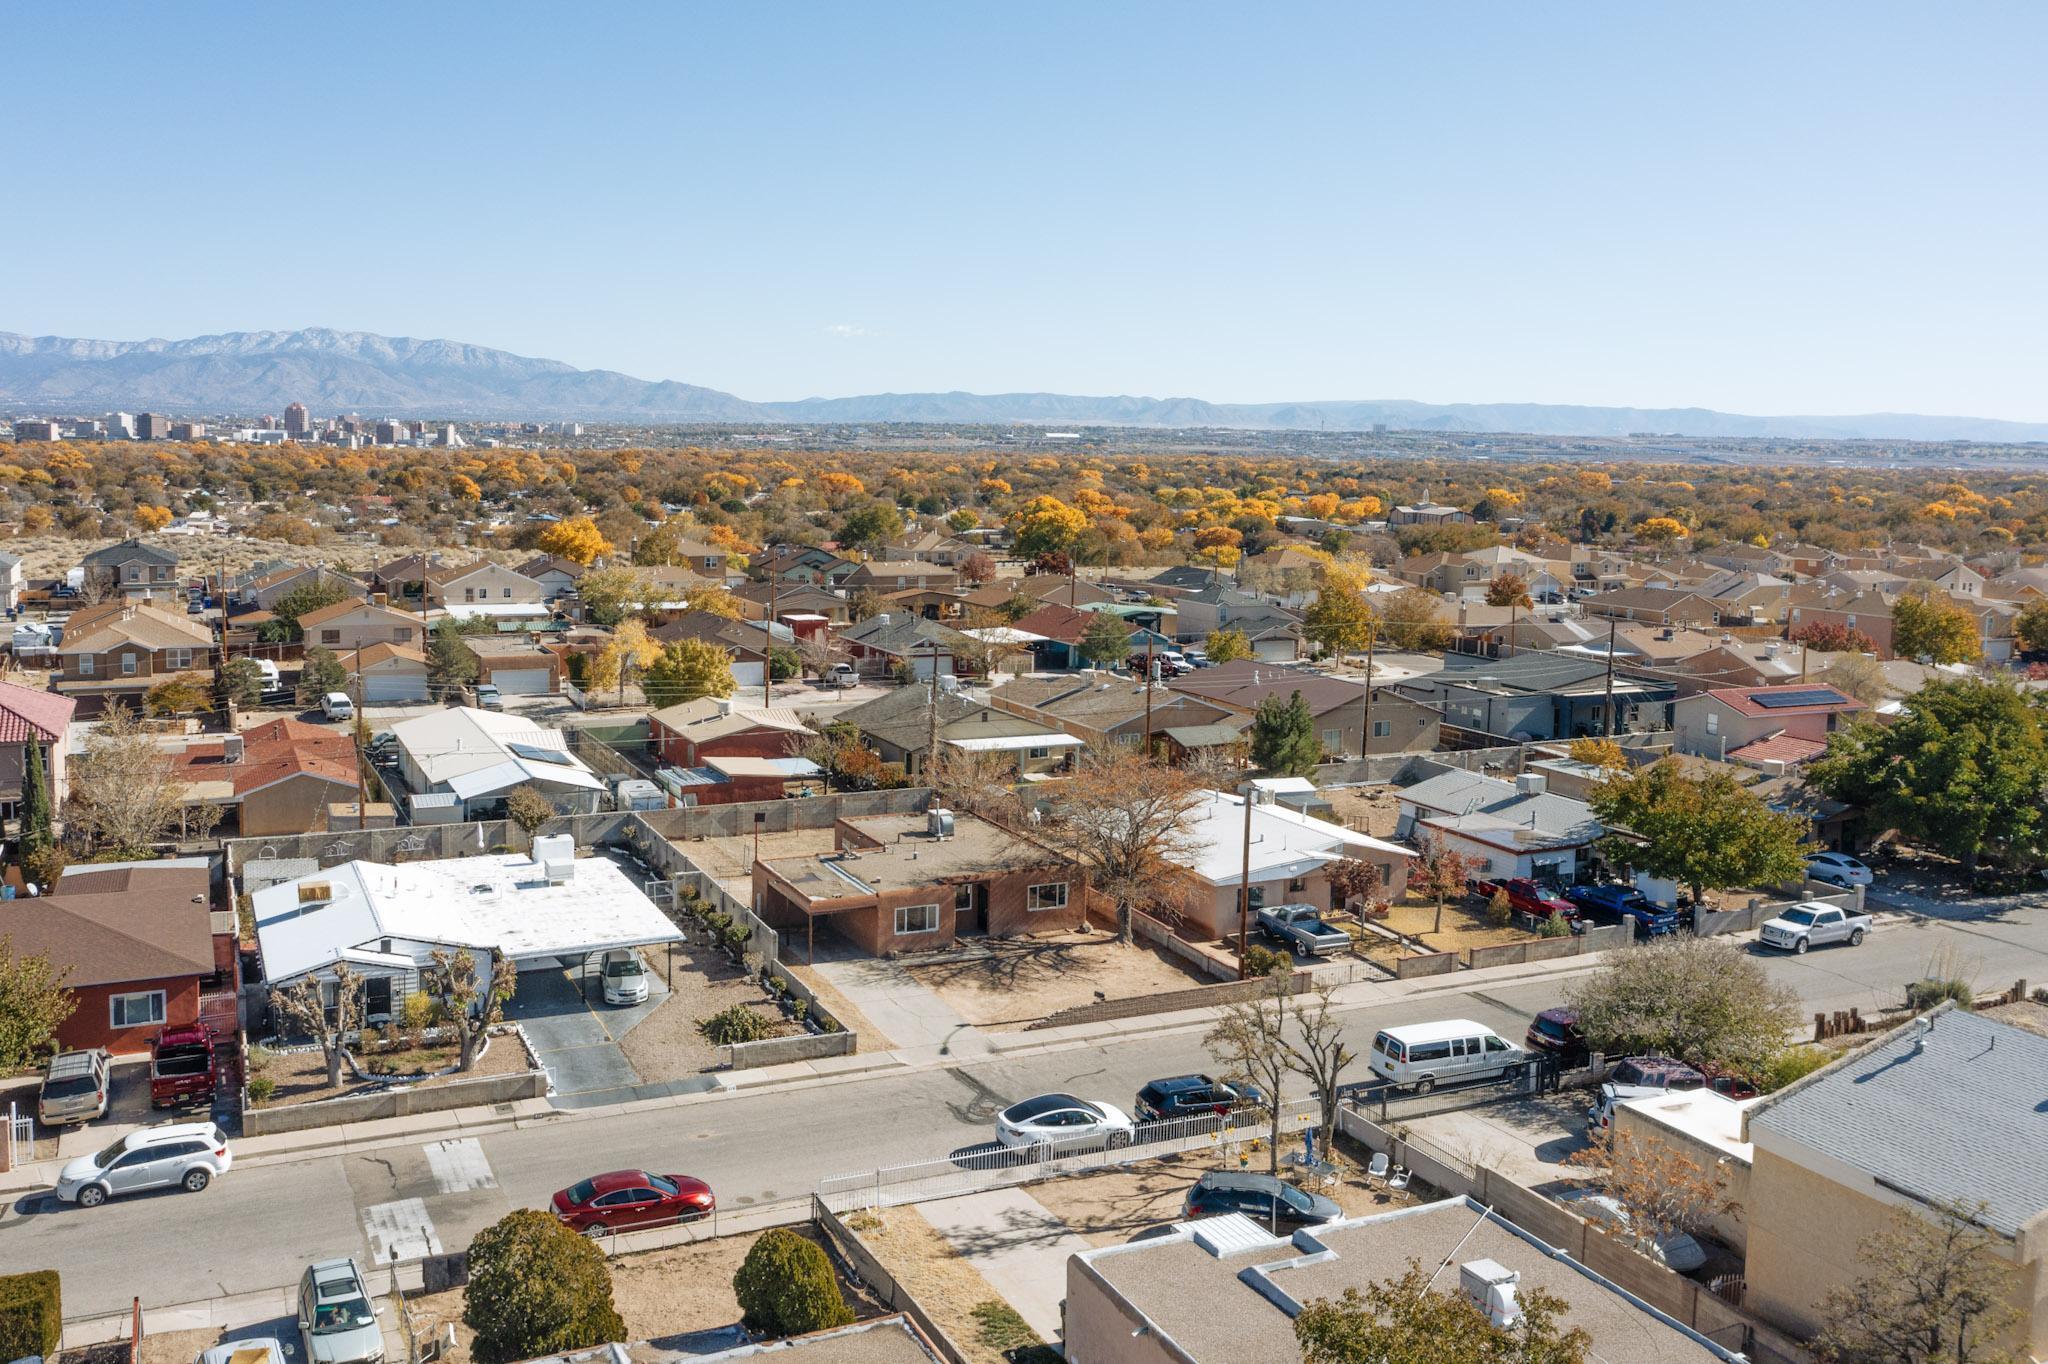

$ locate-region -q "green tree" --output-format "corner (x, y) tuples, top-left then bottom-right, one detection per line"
(504, 785), (555, 836)
(1295, 1262), (1591, 1364)
(768, 645), (801, 682)
(643, 637), (737, 706)
(1809, 679), (2048, 871)
(143, 676), (212, 716)
(297, 646), (350, 704)
(1564, 934), (1802, 1076)
(574, 566), (649, 627)
(838, 502), (905, 553)
(1891, 592), (1983, 664)
(17, 739), (61, 888)
(427, 619), (480, 690)
(1204, 626), (1253, 663)
(0, 936), (75, 1072)
(462, 1209), (625, 1364)
(1250, 689), (1322, 775)
(1303, 585), (1375, 657)
(1077, 611), (1132, 668)
(1814, 1202), (2021, 1364)
(2015, 599), (2048, 656)
(214, 657), (266, 711)
(732, 1228), (855, 1338)
(259, 576), (353, 643)
(1588, 761), (1808, 905)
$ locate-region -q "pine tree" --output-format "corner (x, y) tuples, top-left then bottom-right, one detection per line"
(1250, 689), (1322, 776)
(18, 740), (60, 888)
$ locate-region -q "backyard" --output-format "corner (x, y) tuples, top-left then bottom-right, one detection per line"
(903, 930), (1213, 1028)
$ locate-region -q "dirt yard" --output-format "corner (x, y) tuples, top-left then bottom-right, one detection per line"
(1348, 897), (1537, 965)
(848, 1207), (1024, 1364)
(1981, 998), (2048, 1040)
(618, 945), (798, 1081)
(1320, 784), (1405, 839)
(904, 931), (1211, 1028)
(681, 828), (840, 900)
(246, 1027), (530, 1109)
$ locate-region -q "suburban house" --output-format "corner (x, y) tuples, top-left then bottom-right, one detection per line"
(354, 642), (431, 703)
(1580, 586), (1720, 629)
(460, 635), (565, 695)
(251, 841), (682, 1022)
(1667, 638), (1815, 692)
(389, 706), (606, 819)
(365, 552), (445, 602)
(838, 614), (969, 680)
(0, 680), (73, 821)
(1170, 585), (1303, 661)
(752, 544), (859, 588)
(649, 612), (791, 689)
(80, 539), (182, 603)
(733, 580), (850, 625)
(989, 674), (1239, 748)
(836, 688), (1079, 781)
(1394, 765), (1602, 884)
(880, 527), (978, 564)
(173, 717), (361, 837)
(1387, 495), (1470, 526)
(514, 553), (587, 599)
(296, 597), (427, 652)
(634, 564), (727, 611)
(1064, 1197), (1745, 1364)
(233, 564), (364, 613)
(1741, 1007), (2048, 1358)
(53, 603), (213, 707)
(753, 809), (1086, 960)
(645, 537), (743, 581)
(663, 754), (827, 805)
(1393, 653), (1677, 742)
(0, 549), (23, 610)
(1168, 788), (1412, 938)
(841, 561), (960, 595)
(1008, 603), (1168, 672)
(425, 560), (548, 609)
(3, 860), (230, 1054)
(1670, 684), (1863, 760)
(649, 695), (814, 768)
(1167, 660), (1438, 758)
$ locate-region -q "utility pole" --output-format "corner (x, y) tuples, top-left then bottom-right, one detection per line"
(1236, 781), (1255, 980)
(1359, 624), (1375, 763)
(1068, 554), (1077, 609)
(1602, 620), (1618, 737)
(924, 635), (941, 786)
(1142, 636), (1155, 755)
(764, 571), (779, 707)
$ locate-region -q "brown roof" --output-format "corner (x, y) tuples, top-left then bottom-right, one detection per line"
(1166, 659), (1364, 716)
(297, 597), (419, 630)
(175, 717), (360, 798)
(59, 604), (212, 653)
(5, 863), (215, 988)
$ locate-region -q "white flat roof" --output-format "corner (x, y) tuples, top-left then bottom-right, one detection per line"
(946, 733), (1085, 753)
(1175, 791), (1413, 887)
(1621, 1088), (1758, 1161)
(392, 706), (605, 794)
(252, 851), (682, 982)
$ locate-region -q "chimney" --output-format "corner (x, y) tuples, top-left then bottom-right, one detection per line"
(1516, 772), (1547, 796)
(372, 592), (388, 606)
(1459, 1260), (1521, 1329)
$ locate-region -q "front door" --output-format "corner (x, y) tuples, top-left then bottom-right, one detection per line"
(364, 976), (393, 1022)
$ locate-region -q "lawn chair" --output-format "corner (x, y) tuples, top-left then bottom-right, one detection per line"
(1388, 1164), (1411, 1191)
(1367, 1151), (1390, 1182)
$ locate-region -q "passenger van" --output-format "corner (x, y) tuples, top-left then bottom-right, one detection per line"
(1369, 1020), (1523, 1093)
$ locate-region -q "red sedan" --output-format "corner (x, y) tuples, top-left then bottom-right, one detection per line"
(551, 1170), (714, 1234)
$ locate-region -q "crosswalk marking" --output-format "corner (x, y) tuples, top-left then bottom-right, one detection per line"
(362, 1198), (443, 1264)
(424, 1138), (497, 1194)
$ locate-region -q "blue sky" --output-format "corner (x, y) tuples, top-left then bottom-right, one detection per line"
(6, 3), (2046, 418)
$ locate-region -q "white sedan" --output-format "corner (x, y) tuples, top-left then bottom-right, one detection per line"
(600, 949), (649, 1005)
(1805, 852), (1873, 887)
(994, 1093), (1136, 1151)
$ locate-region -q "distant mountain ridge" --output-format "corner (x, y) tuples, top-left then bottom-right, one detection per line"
(3, 327), (2043, 442)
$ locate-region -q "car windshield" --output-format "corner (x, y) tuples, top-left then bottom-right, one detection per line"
(607, 957), (642, 977)
(43, 1075), (99, 1099)
(1779, 908), (1817, 926)
(312, 1297), (375, 1335)
(1535, 1017), (1574, 1040)
(92, 1137), (133, 1169)
(566, 1178), (597, 1206)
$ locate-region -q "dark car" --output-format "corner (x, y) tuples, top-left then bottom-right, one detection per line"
(1184, 1171), (1342, 1230)
(1524, 1008), (1586, 1063)
(1134, 1074), (1261, 1123)
(551, 1170), (714, 1235)
(1609, 1057), (1707, 1091)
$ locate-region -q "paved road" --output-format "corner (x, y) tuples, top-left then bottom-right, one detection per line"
(13, 901), (2046, 1321)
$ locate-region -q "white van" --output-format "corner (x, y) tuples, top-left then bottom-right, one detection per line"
(1369, 1020), (1523, 1093)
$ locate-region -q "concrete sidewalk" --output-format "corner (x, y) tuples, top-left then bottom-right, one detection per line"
(917, 1186), (1095, 1342)
(810, 954), (991, 1060)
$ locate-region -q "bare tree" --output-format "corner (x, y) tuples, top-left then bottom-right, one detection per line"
(269, 963), (364, 1089)
(423, 947), (519, 1071)
(67, 703), (199, 856)
(946, 607), (1029, 679)
(1563, 1127), (1740, 1250)
(926, 744), (1019, 824)
(795, 631), (845, 682)
(1181, 739), (1248, 790)
(1205, 969), (1296, 1176)
(1814, 1202), (2021, 1364)
(1285, 982), (1361, 1159)
(1043, 746), (1203, 944)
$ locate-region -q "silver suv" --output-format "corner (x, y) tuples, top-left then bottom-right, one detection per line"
(298, 1258), (384, 1364)
(38, 1048), (111, 1126)
(55, 1121), (233, 1207)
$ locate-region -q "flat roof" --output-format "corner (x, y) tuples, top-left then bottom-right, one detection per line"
(1622, 1089), (1757, 1161)
(764, 812), (1069, 904)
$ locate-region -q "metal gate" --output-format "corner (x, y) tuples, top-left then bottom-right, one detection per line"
(5, 1103), (31, 1169)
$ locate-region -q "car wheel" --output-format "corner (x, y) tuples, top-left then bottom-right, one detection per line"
(1793, 937), (1809, 954)
(1107, 1129), (1133, 1149)
(584, 1223), (607, 1239)
(182, 1168), (211, 1193)
(1849, 929), (1865, 946)
(1415, 1075), (1436, 1094)
(77, 1184), (108, 1208)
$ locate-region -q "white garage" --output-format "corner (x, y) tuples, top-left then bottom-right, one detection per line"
(357, 643), (429, 703)
(486, 667), (555, 696)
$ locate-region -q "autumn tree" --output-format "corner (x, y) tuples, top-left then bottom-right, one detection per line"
(1566, 737), (1627, 772)
(1303, 582), (1376, 658)
(1564, 934), (1801, 1076)
(599, 617), (662, 704)
(1324, 858), (1387, 915)
(957, 549), (997, 585)
(298, 646), (351, 704)
(574, 566), (649, 627)
(1892, 592), (1983, 664)
(1791, 621), (1879, 654)
(1249, 689), (1321, 775)
(1295, 1262), (1591, 1364)
(1044, 747), (1202, 943)
(260, 575), (354, 643)
(1204, 626), (1253, 663)
(66, 705), (197, 856)
(0, 936), (75, 1072)
(1485, 571), (1534, 609)
(423, 947), (519, 1072)
(1563, 1127), (1739, 1250)
(133, 504), (174, 531)
(1636, 516), (1688, 545)
(144, 676), (211, 717)
(1010, 495), (1090, 558)
(536, 515), (612, 566)
(2017, 599), (2048, 656)
(1589, 760), (1808, 905)
(643, 637), (737, 706)
(1813, 1202), (2021, 1364)
(270, 962), (364, 1088)
(1376, 587), (1455, 652)
(1412, 833), (1475, 935)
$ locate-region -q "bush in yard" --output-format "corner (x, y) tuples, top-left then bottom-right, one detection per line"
(1537, 912), (1571, 938)
(463, 1209), (625, 1364)
(733, 1228), (854, 1338)
(1906, 976), (1973, 1010)
(1241, 943), (1288, 978)
(1484, 888), (1512, 928)
(246, 1075), (276, 1103)
(1759, 1044), (1829, 1092)
(0, 1270), (62, 1362)
(699, 1005), (772, 1046)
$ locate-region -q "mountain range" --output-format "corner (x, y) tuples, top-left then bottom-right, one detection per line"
(3, 327), (2044, 442)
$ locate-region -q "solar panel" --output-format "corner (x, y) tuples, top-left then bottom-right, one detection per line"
(1752, 688), (1848, 709)
(508, 741), (574, 766)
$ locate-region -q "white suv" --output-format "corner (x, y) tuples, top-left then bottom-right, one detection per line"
(55, 1122), (233, 1207)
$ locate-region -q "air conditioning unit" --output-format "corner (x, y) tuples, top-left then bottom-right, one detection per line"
(1460, 1259), (1521, 1329)
(927, 808), (955, 839)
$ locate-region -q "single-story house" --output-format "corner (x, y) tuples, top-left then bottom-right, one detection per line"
(462, 635), (564, 695)
(1166, 789), (1413, 939)
(664, 755), (827, 805)
(650, 696), (815, 768)
(837, 688), (1078, 781)
(355, 642), (431, 703)
(389, 706), (606, 819)
(297, 597), (427, 653)
(173, 717), (361, 837)
(1394, 765), (1602, 884)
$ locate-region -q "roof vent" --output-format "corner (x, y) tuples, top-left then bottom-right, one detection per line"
(1459, 1259), (1521, 1329)
(221, 734), (244, 764)
(927, 808), (956, 839)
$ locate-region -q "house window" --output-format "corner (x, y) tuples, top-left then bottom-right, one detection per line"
(321, 630), (341, 645)
(393, 628), (410, 642)
(1286, 876), (1308, 894)
(110, 990), (167, 1028)
(167, 649), (191, 670)
(1027, 746), (1051, 760)
(1379, 863), (1392, 886)
(1372, 719), (1392, 738)
(955, 884), (974, 911)
(1705, 712), (1719, 735)
(78, 654), (94, 675)
(893, 903), (940, 935)
(502, 587), (512, 598)
(1027, 882), (1069, 912)
(1321, 728), (1342, 749)
(464, 588), (476, 602)
(126, 567), (140, 582)
(121, 653), (138, 675)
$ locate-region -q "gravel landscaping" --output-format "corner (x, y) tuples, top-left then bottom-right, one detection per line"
(904, 931), (1211, 1028)
(245, 1028), (531, 1109)
(616, 945), (800, 1081)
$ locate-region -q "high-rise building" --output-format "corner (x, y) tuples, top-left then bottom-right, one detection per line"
(373, 420), (402, 445)
(283, 402), (310, 436)
(107, 412), (137, 439)
(170, 421), (207, 440)
(136, 412), (173, 440)
(12, 420), (59, 441)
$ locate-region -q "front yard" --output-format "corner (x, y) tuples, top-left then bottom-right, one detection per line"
(1346, 896), (1540, 965)
(903, 930), (1213, 1028)
(245, 1027), (532, 1109)
(616, 945), (801, 1081)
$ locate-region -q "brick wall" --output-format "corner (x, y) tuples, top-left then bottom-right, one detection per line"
(1028, 968), (1309, 1029)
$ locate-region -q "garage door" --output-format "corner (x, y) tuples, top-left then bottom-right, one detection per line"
(364, 671), (428, 703)
(490, 667), (554, 695)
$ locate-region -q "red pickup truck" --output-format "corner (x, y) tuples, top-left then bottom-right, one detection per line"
(1468, 876), (1580, 925)
(149, 1024), (217, 1109)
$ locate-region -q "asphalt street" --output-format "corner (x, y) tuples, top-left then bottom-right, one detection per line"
(12, 898), (2047, 1321)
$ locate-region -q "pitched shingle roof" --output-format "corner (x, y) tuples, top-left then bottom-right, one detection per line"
(3, 862), (214, 988)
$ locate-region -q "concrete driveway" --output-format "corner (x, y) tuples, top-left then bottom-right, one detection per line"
(505, 958), (670, 1107)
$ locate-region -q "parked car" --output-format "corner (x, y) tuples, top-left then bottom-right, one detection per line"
(1183, 1171), (1342, 1230)
(1804, 852), (1873, 887)
(1255, 903), (1351, 957)
(296, 1259), (382, 1364)
(321, 691), (354, 721)
(1586, 1083), (1658, 1135)
(1469, 877), (1579, 926)
(1562, 883), (1679, 936)
(38, 1048), (111, 1126)
(473, 683), (504, 711)
(1557, 1190), (1708, 1272)
(825, 662), (859, 686)
(1524, 1007), (1587, 1064)
(1758, 901), (1872, 953)
(1133, 1074), (1260, 1123)
(149, 1024), (218, 1109)
(551, 1170), (715, 1235)
(1369, 1021), (1524, 1093)
(1608, 1057), (1707, 1091)
(994, 1093), (1135, 1150)
(600, 949), (649, 1006)
(55, 1122), (233, 1207)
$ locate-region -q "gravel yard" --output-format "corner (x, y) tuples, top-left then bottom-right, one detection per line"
(845, 1207), (1018, 1364)
(616, 946), (798, 1081)
(1348, 897), (1538, 965)
(246, 1027), (531, 1109)
(904, 931), (1211, 1028)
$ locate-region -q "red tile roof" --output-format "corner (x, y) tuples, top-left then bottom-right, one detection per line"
(1704, 685), (1865, 717)
(1726, 734), (1828, 766)
(175, 718), (360, 799)
(0, 680), (76, 745)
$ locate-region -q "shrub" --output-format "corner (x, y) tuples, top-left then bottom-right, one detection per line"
(463, 1209), (625, 1364)
(1537, 913), (1571, 938)
(699, 1005), (772, 1046)
(1759, 1044), (1829, 1092)
(1484, 889), (1513, 927)
(1240, 944), (1288, 978)
(0, 1270), (62, 1362)
(401, 990), (439, 1038)
(1906, 977), (1973, 1011)
(732, 1228), (854, 1338)
(246, 1076), (276, 1103)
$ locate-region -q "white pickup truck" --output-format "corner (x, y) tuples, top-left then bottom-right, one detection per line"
(1758, 901), (1871, 954)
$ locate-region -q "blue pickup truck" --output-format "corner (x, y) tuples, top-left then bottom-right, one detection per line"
(1563, 884), (1681, 937)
